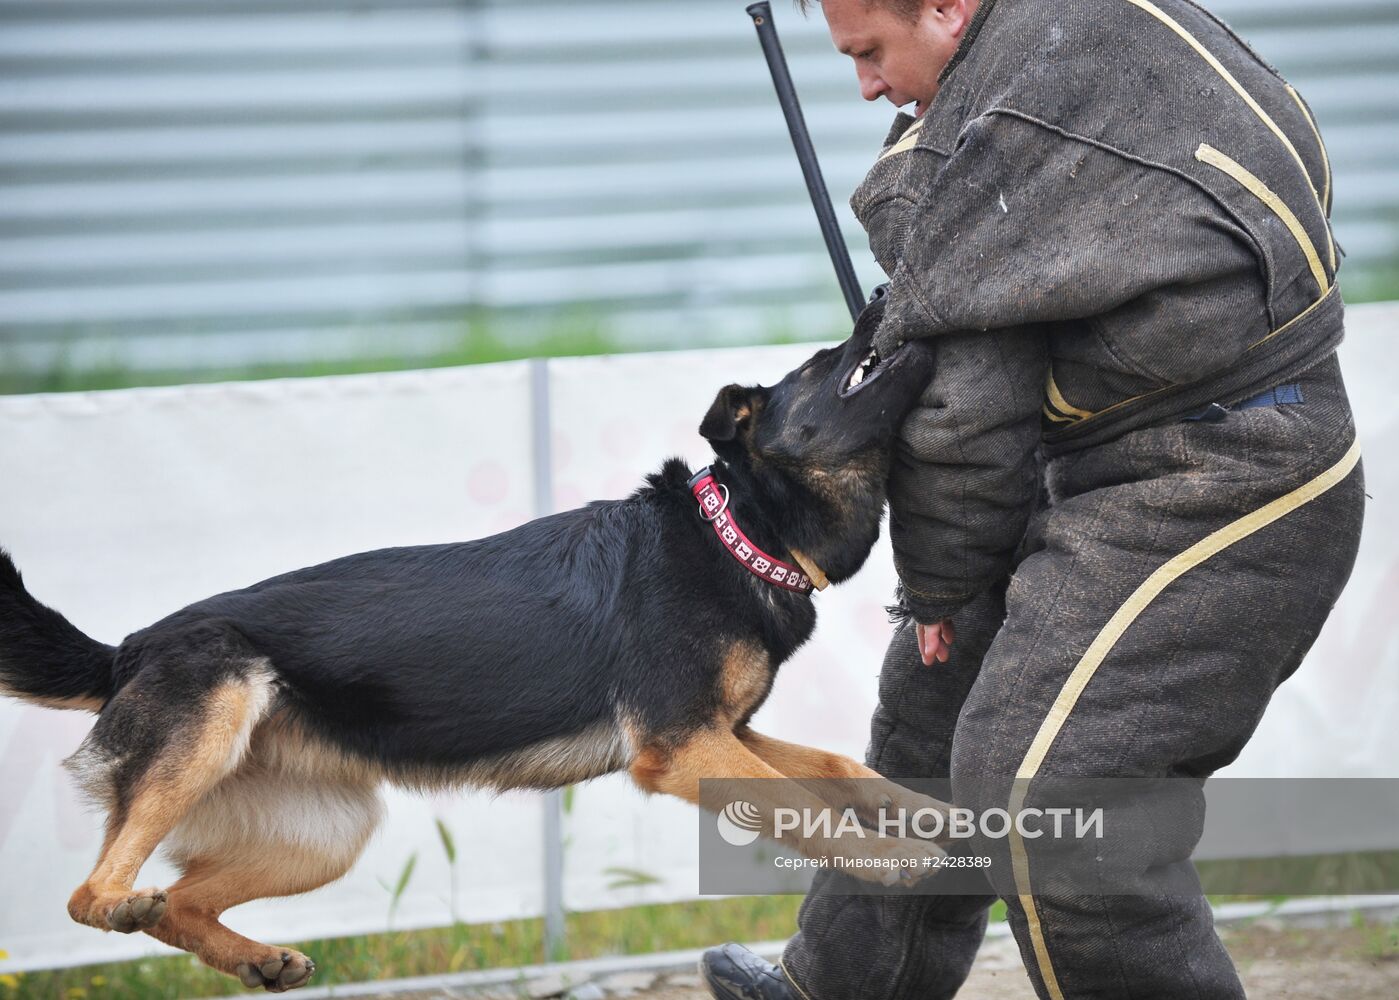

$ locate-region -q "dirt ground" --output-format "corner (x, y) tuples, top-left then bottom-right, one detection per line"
(637, 923), (1399, 1000)
(371, 918), (1399, 1000)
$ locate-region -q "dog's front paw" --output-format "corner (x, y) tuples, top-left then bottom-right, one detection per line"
(845, 779), (952, 843)
(874, 835), (946, 887)
(828, 835), (945, 888)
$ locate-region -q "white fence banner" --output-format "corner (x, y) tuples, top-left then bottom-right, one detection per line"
(0, 364), (548, 971)
(1, 304), (1397, 972)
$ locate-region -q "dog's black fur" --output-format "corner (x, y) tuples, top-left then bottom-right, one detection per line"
(0, 296), (938, 990)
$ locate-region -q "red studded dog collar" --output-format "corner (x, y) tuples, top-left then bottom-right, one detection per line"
(689, 468), (814, 595)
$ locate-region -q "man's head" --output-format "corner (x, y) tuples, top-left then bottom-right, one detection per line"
(799, 0), (980, 116)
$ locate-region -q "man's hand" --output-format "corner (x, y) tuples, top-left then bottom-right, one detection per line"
(915, 619), (956, 666)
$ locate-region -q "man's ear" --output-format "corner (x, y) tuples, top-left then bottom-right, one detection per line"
(928, 0), (971, 37)
(699, 384), (764, 443)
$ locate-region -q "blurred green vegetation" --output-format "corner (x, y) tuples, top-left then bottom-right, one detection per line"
(1340, 262), (1399, 310)
(0, 323), (627, 396)
(2, 264), (1390, 398)
(0, 302), (838, 397)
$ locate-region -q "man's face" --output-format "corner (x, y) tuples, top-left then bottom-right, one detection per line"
(821, 0), (977, 117)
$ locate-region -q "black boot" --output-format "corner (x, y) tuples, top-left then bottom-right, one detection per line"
(701, 943), (798, 1000)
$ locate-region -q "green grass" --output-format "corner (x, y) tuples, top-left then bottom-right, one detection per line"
(1, 896), (807, 999)
(0, 895), (1007, 999)
(6, 868), (1388, 999)
(1358, 914), (1399, 962)
(1196, 849), (1399, 897)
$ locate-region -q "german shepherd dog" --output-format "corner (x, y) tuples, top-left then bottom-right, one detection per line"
(0, 298), (946, 991)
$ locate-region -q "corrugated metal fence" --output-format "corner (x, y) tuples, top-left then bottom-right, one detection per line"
(1, 0), (1396, 373)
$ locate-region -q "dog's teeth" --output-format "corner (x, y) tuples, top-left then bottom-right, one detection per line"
(848, 347), (882, 390)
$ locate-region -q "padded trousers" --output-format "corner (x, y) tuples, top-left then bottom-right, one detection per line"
(780, 353), (1366, 1000)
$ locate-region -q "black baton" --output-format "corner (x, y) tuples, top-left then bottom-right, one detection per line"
(746, 2), (864, 321)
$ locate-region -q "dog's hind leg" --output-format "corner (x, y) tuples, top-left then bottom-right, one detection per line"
(145, 860), (329, 992)
(64, 627), (277, 935)
(146, 730), (383, 991)
(146, 836), (368, 992)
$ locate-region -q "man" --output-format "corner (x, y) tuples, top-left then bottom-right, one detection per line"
(703, 0), (1365, 998)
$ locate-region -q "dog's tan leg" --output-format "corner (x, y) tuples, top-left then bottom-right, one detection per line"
(143, 847), (352, 992)
(737, 727), (952, 840)
(138, 733), (382, 992)
(736, 726), (882, 780)
(630, 727), (943, 884)
(68, 672), (273, 934)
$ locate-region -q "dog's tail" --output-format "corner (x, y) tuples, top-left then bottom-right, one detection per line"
(0, 548), (116, 711)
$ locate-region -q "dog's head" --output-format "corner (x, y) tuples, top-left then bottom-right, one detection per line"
(699, 300), (934, 584)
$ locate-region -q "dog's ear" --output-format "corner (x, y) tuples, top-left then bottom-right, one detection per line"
(700, 384), (764, 443)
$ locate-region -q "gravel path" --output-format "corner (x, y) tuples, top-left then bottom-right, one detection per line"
(566, 928), (1399, 1000)
(344, 919), (1398, 1000)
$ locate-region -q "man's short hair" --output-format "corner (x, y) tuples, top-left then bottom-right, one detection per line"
(794, 0), (925, 22)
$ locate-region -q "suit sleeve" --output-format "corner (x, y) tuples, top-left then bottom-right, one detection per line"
(887, 326), (1048, 625)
